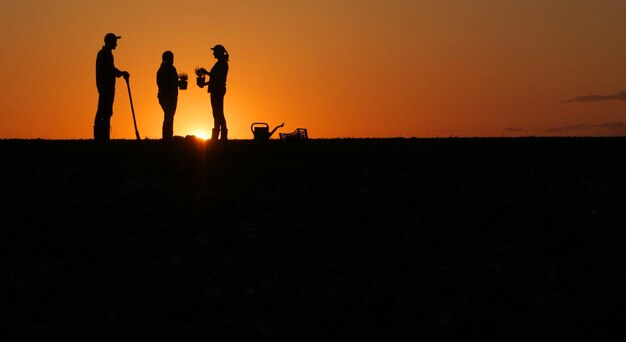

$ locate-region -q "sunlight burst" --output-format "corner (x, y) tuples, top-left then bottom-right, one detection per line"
(190, 131), (209, 140)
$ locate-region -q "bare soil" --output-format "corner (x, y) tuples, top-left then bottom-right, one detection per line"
(2, 138), (625, 341)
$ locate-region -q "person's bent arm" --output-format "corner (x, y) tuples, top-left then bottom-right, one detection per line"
(114, 68), (130, 80)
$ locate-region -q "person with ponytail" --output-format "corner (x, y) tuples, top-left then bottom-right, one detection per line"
(198, 44), (229, 140)
(156, 51), (179, 141)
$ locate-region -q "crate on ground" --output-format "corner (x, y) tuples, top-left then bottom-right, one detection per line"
(279, 128), (308, 141)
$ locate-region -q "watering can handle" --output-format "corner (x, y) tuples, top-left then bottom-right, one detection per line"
(251, 122), (269, 132)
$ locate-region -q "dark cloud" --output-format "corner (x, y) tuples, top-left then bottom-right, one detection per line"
(504, 127), (527, 132)
(598, 122), (626, 129)
(547, 124), (589, 133)
(596, 122), (626, 131)
(547, 122), (626, 135)
(561, 91), (626, 103)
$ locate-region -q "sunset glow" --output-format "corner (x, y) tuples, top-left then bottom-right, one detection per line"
(1, 1), (626, 139)
(191, 131), (209, 140)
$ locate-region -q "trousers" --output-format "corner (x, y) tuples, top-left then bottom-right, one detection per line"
(159, 97), (177, 140)
(94, 90), (114, 140)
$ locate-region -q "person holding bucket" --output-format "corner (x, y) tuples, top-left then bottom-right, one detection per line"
(196, 44), (229, 140)
(156, 51), (184, 141)
(94, 33), (129, 141)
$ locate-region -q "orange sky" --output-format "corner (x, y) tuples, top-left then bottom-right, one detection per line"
(1, 0), (626, 139)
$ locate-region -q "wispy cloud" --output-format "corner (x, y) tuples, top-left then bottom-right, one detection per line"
(560, 91), (626, 103)
(547, 124), (589, 133)
(547, 122), (626, 135)
(504, 127), (527, 132)
(596, 122), (626, 131)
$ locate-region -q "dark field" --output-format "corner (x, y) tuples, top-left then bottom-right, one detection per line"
(2, 138), (626, 341)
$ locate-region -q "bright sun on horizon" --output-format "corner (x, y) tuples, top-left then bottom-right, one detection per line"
(191, 131), (209, 140)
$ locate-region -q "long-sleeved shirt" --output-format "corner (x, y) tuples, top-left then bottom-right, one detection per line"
(96, 46), (123, 92)
(208, 59), (228, 93)
(157, 63), (178, 100)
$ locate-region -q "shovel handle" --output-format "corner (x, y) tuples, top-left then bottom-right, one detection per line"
(125, 78), (141, 140)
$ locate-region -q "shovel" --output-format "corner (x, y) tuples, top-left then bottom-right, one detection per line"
(125, 77), (141, 140)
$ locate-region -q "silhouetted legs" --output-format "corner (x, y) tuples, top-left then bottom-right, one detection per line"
(210, 91), (227, 140)
(159, 97), (177, 140)
(94, 91), (114, 141)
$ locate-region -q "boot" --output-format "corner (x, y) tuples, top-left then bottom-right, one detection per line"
(211, 128), (219, 140)
(162, 117), (174, 141)
(220, 129), (228, 141)
(103, 123), (111, 141)
(162, 124), (172, 141)
(94, 122), (109, 141)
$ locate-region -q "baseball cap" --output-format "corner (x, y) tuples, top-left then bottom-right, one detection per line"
(211, 44), (226, 52)
(104, 33), (122, 42)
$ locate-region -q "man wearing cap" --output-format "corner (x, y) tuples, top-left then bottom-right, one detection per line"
(94, 33), (130, 141)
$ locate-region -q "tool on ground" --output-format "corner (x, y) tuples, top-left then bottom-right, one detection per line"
(279, 128), (308, 141)
(251, 122), (284, 141)
(124, 78), (141, 140)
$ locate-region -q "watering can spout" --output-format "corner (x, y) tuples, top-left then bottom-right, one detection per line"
(269, 123), (285, 138)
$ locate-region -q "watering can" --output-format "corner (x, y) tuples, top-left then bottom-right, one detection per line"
(251, 122), (284, 141)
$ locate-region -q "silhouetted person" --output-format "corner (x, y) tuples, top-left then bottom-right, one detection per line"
(157, 51), (179, 140)
(94, 33), (129, 141)
(198, 44), (229, 140)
